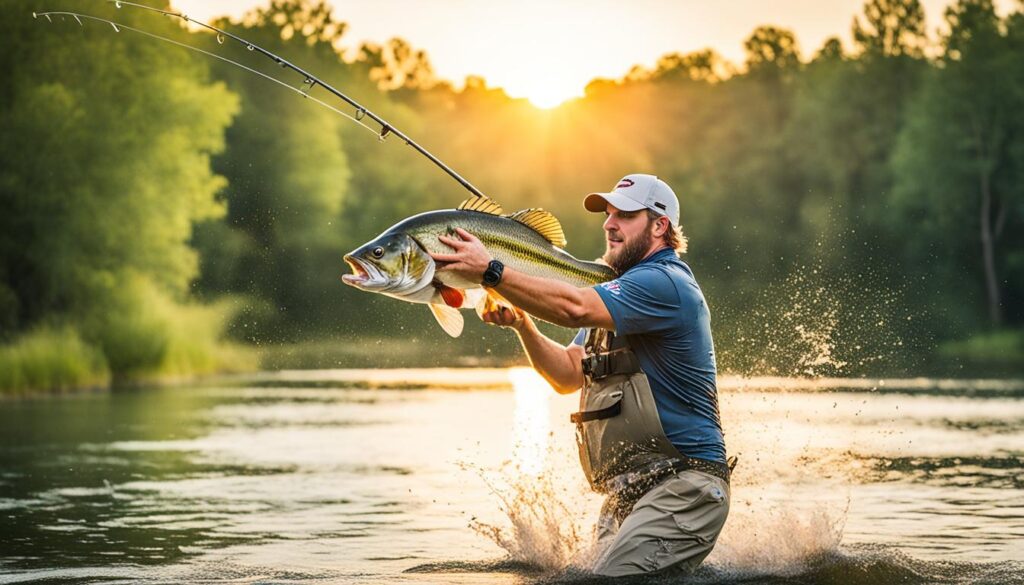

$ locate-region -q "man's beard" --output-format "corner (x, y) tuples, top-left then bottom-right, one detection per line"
(603, 226), (654, 275)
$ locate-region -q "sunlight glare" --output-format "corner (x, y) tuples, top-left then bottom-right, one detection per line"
(508, 367), (552, 476)
(514, 75), (583, 109)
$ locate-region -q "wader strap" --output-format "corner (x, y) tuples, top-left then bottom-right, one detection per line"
(581, 348), (641, 381)
(570, 398), (622, 424)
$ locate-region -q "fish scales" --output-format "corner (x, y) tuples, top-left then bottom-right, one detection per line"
(401, 210), (612, 287)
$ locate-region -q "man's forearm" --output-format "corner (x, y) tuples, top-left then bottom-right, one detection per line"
(513, 317), (583, 394)
(497, 269), (591, 328)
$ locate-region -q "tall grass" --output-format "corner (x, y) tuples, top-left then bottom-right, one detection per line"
(82, 276), (257, 383)
(0, 325), (110, 395)
(157, 298), (258, 379)
(939, 330), (1024, 375)
(1, 277), (257, 394)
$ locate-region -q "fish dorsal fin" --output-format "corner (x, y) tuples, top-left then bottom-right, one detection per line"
(428, 303), (464, 337)
(506, 208), (567, 248)
(457, 195), (503, 215)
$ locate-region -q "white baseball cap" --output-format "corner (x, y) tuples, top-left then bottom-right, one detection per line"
(583, 173), (680, 226)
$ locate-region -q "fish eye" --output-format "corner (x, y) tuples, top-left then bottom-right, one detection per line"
(371, 246), (384, 258)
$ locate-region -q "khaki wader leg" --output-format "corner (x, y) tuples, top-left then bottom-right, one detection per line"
(592, 470), (730, 577)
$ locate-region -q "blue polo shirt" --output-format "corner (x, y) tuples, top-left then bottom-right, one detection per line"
(573, 248), (725, 463)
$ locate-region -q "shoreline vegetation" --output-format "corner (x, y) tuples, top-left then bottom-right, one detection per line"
(0, 299), (257, 396)
(3, 0), (1023, 396)
(3, 328), (1021, 396)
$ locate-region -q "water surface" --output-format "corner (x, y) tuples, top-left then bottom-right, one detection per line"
(1, 369), (1022, 584)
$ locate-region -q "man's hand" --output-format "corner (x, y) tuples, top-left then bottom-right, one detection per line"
(432, 227), (491, 283)
(480, 295), (526, 330)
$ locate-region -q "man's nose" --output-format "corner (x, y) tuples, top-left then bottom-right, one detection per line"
(603, 214), (617, 231)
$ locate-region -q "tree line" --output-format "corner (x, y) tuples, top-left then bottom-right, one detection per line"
(1, 0), (1021, 382)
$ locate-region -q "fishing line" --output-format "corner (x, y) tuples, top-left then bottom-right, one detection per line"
(33, 0), (488, 198)
(36, 10), (381, 138)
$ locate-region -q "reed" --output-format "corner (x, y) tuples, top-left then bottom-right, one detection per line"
(0, 325), (110, 395)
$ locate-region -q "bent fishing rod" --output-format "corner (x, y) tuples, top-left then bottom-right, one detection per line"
(33, 0), (487, 200)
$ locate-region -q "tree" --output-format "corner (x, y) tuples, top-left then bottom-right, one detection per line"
(892, 0), (1024, 327)
(0, 0), (237, 329)
(853, 0), (927, 57)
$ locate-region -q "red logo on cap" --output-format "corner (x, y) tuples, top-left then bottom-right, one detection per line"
(616, 179), (635, 189)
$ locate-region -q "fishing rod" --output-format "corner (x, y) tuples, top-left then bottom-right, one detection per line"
(33, 0), (488, 200)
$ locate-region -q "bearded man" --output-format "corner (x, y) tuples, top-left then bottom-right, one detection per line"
(432, 174), (730, 577)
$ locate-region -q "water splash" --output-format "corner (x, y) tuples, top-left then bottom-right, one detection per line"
(719, 260), (907, 378)
(707, 492), (848, 577)
(468, 464), (588, 572)
(466, 369), (590, 571)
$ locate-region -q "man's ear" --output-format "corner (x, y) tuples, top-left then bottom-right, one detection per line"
(652, 216), (669, 237)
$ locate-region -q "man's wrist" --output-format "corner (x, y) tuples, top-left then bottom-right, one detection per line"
(511, 312), (532, 334)
(481, 259), (505, 287)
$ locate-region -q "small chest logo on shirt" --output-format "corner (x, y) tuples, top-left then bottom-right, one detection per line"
(600, 281), (621, 295)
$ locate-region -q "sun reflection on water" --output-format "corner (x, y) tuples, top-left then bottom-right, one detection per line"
(508, 367), (552, 476)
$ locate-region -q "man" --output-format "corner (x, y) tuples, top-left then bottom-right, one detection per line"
(432, 174), (729, 577)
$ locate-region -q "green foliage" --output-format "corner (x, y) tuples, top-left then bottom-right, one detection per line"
(4, 0), (1023, 383)
(0, 325), (110, 395)
(891, 0), (1024, 329)
(0, 0), (244, 386)
(76, 272), (256, 381)
(939, 329), (1024, 361)
(853, 0), (927, 57)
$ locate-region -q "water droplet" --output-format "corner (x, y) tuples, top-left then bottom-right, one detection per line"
(115, 1), (122, 7)
(111, 22), (119, 32)
(216, 33), (224, 44)
(247, 44), (254, 51)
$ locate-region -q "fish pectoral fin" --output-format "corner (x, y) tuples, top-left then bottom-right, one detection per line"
(506, 208), (567, 248)
(436, 283), (465, 308)
(428, 304), (464, 337)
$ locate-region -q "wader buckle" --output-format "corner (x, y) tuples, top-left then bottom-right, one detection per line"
(581, 354), (610, 380)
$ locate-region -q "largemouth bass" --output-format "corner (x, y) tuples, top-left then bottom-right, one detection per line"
(342, 195), (615, 336)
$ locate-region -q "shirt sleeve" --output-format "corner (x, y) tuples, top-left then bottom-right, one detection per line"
(570, 328), (586, 346)
(593, 266), (680, 336)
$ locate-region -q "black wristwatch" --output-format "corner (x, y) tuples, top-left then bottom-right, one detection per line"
(481, 259), (505, 287)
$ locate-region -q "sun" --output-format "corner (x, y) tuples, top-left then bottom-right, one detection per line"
(504, 73), (584, 110)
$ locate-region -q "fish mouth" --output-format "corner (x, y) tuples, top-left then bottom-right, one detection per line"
(342, 255), (379, 288)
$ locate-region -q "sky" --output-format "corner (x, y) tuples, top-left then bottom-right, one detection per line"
(170, 0), (1015, 108)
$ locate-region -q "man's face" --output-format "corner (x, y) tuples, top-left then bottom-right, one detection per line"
(601, 203), (658, 274)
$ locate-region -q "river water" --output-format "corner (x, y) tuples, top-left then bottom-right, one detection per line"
(0, 368), (1021, 584)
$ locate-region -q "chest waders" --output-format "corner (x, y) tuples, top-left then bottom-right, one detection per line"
(572, 328), (732, 520)
(572, 328), (679, 491)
